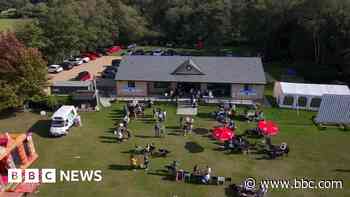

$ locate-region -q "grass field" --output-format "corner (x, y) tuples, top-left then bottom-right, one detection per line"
(0, 18), (30, 31)
(0, 102), (349, 197)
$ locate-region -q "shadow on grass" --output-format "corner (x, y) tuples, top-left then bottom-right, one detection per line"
(99, 136), (116, 140)
(185, 141), (204, 153)
(168, 132), (182, 136)
(224, 187), (237, 197)
(148, 170), (173, 181)
(30, 119), (51, 138)
(166, 126), (180, 130)
(197, 112), (213, 120)
(134, 135), (157, 139)
(109, 164), (132, 171)
(334, 169), (350, 173)
(193, 128), (210, 135)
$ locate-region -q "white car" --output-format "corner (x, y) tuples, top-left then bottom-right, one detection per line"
(48, 65), (63, 73)
(64, 58), (84, 66)
(152, 49), (164, 56)
(81, 57), (90, 63)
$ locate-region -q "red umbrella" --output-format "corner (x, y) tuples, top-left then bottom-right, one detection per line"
(212, 127), (235, 142)
(258, 120), (279, 136)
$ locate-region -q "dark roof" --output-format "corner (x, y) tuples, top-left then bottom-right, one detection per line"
(115, 56), (266, 84)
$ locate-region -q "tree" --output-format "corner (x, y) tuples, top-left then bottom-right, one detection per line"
(0, 32), (47, 111)
(16, 20), (46, 49)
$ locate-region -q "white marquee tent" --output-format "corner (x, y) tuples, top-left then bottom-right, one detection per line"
(273, 82), (350, 111)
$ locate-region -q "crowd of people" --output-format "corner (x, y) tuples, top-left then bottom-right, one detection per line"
(112, 98), (285, 196)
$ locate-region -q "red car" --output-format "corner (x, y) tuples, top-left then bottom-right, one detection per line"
(81, 52), (98, 61)
(76, 71), (93, 81)
(107, 46), (121, 54)
(90, 52), (102, 58)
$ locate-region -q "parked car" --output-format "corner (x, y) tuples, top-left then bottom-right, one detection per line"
(102, 70), (116, 79)
(132, 49), (145, 55)
(60, 62), (74, 70)
(76, 71), (93, 81)
(81, 52), (98, 61)
(127, 43), (137, 49)
(162, 49), (177, 56)
(48, 65), (63, 73)
(65, 57), (84, 66)
(107, 46), (121, 54)
(89, 52), (102, 58)
(152, 48), (164, 56)
(81, 56), (90, 63)
(112, 59), (121, 67)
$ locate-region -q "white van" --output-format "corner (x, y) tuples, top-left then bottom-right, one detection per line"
(50, 106), (78, 136)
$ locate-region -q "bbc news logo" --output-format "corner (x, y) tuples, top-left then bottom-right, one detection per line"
(8, 169), (103, 183)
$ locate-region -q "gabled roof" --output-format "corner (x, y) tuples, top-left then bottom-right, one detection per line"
(115, 56), (266, 84)
(172, 58), (204, 75)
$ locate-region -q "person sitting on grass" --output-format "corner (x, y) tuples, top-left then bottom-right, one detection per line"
(130, 154), (138, 170)
(144, 143), (156, 155)
(228, 119), (236, 130)
(201, 173), (211, 184)
(193, 164), (199, 175)
(201, 166), (212, 184)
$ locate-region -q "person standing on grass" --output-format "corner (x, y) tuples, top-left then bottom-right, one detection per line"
(144, 154), (150, 170)
(155, 122), (161, 137)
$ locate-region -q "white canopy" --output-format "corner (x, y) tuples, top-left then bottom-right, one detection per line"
(277, 82), (350, 96)
(274, 82), (350, 110)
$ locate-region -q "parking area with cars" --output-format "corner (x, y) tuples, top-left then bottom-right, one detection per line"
(48, 56), (121, 83)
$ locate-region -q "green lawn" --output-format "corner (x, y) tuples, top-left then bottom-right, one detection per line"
(0, 102), (349, 197)
(0, 18), (31, 31)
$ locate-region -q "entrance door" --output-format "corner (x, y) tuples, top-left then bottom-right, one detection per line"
(177, 82), (201, 97)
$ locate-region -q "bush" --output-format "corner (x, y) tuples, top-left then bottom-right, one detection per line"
(28, 95), (72, 111)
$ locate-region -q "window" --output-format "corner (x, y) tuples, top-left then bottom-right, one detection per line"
(297, 97), (307, 107)
(153, 82), (170, 89)
(283, 96), (294, 106)
(127, 81), (135, 88)
(243, 84), (251, 91)
(310, 98), (322, 108)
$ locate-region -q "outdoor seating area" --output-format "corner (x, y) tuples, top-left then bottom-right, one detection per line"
(0, 100), (349, 197)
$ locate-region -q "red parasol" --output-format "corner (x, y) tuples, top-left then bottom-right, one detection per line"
(258, 120), (279, 136)
(212, 127), (235, 142)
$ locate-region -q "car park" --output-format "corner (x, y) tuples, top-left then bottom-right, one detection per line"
(76, 71), (93, 81)
(48, 65), (63, 73)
